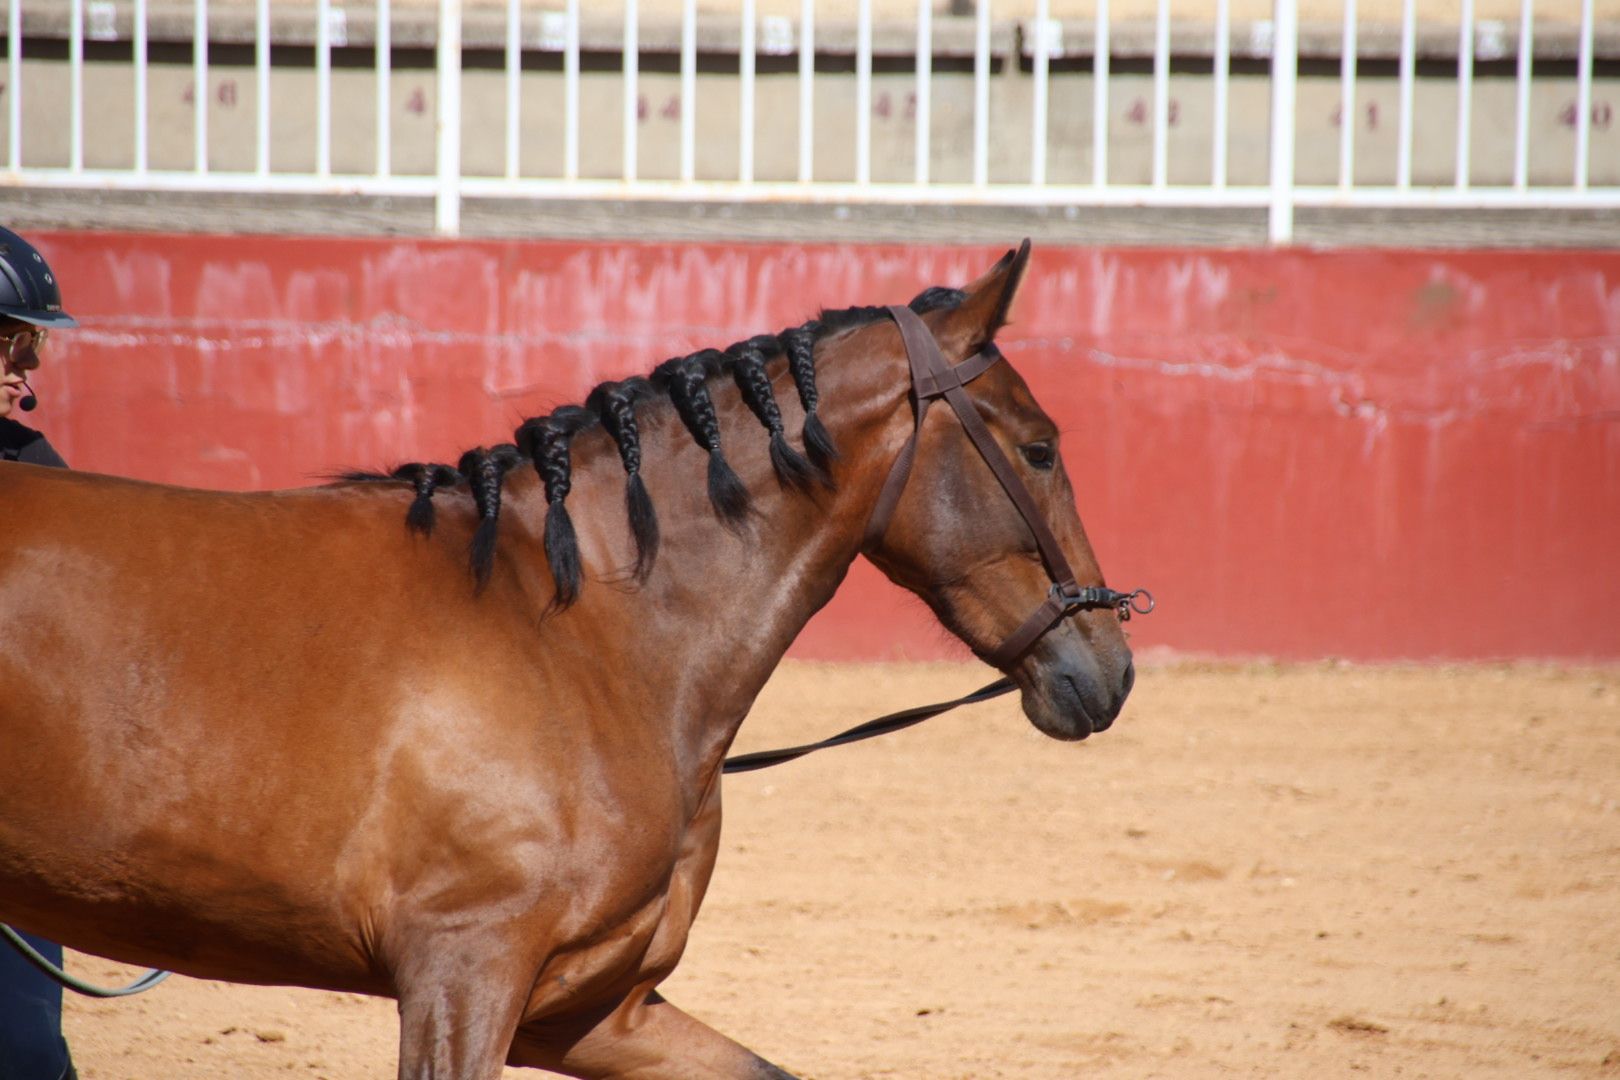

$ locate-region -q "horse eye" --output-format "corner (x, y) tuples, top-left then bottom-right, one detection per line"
(1020, 442), (1055, 470)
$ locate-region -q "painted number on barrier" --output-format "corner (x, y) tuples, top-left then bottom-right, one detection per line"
(628, 96), (685, 123)
(1125, 97), (1180, 126)
(873, 93), (918, 120)
(1329, 102), (1381, 131)
(181, 80), (240, 107)
(1559, 101), (1613, 131)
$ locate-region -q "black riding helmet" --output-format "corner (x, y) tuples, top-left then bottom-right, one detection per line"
(0, 226), (78, 329)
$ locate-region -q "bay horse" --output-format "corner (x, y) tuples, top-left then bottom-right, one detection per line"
(0, 240), (1136, 1079)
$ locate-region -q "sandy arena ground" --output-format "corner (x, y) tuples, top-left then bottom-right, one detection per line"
(59, 659), (1620, 1079)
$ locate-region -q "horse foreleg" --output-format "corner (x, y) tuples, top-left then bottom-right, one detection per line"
(508, 988), (799, 1080)
(394, 944), (535, 1080)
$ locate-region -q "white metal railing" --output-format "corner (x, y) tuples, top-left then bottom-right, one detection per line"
(2, 0), (1617, 242)
(1269, 0), (1297, 242)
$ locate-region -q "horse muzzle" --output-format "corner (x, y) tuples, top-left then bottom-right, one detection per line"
(1018, 627), (1137, 741)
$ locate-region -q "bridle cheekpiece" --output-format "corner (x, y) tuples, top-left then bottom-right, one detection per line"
(862, 305), (1153, 669)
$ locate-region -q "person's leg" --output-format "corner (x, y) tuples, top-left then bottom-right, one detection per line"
(0, 929), (75, 1080)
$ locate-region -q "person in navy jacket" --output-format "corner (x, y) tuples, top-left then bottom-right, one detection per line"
(0, 224), (79, 1080)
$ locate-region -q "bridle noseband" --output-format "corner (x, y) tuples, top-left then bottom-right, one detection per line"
(863, 305), (1153, 670)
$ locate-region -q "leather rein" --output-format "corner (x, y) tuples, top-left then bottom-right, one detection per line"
(724, 305), (1152, 774)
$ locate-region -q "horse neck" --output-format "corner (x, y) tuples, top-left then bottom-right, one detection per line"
(537, 324), (912, 780)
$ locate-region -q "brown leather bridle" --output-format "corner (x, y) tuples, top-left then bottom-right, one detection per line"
(722, 305), (1153, 775)
(863, 304), (1153, 669)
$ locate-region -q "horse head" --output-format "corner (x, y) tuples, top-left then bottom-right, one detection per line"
(338, 239), (1142, 741)
(860, 241), (1136, 741)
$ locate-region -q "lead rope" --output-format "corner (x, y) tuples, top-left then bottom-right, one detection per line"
(0, 922), (171, 998)
(721, 585), (1152, 775)
(723, 678), (1017, 773)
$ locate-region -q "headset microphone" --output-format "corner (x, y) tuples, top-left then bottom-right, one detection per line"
(19, 380), (37, 412)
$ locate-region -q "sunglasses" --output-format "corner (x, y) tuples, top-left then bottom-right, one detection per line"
(3, 327), (47, 369)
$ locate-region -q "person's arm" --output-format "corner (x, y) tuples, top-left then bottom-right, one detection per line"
(0, 420), (67, 468)
(18, 434), (67, 468)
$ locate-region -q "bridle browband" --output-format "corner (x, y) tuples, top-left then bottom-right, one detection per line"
(863, 304), (1152, 667)
(722, 305), (1152, 774)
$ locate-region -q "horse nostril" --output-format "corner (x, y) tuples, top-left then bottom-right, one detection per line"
(1121, 659), (1136, 701)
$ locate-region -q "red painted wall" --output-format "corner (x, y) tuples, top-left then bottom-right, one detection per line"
(21, 232), (1620, 661)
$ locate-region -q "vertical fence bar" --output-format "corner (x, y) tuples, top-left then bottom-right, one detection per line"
(1093, 0), (1109, 186)
(682, 0), (696, 181)
(856, 0), (871, 185)
(797, 0), (813, 182)
(6, 0), (18, 171)
(1212, 0), (1229, 187)
(1338, 0), (1355, 188)
(70, 0), (82, 172)
(194, 0), (208, 173)
(505, 0), (520, 179)
(435, 0), (461, 234)
(376, 0), (390, 177)
(915, 0), (931, 184)
(1455, 0), (1472, 187)
(135, 0), (148, 172)
(972, 0), (989, 185)
(623, 0), (638, 182)
(317, 0), (331, 176)
(1396, 0), (1413, 188)
(1151, 0), (1168, 187)
(564, 0), (578, 180)
(254, 0), (268, 175)
(1031, 0), (1049, 184)
(1574, 0), (1592, 188)
(1268, 0), (1297, 244)
(740, 0), (755, 182)
(1513, 0), (1531, 188)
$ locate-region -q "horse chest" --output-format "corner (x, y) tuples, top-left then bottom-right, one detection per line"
(519, 793), (721, 1023)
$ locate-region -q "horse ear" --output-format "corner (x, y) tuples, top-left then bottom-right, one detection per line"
(933, 238), (1032, 359)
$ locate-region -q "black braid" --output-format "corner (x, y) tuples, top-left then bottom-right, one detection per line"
(388, 462), (463, 536)
(660, 351), (752, 527)
(728, 335), (821, 493)
(586, 377), (661, 581)
(357, 282), (975, 599)
(456, 445), (523, 592)
(780, 323), (839, 475)
(515, 405), (596, 609)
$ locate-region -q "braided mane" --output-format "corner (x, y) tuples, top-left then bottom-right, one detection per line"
(345, 286), (967, 605)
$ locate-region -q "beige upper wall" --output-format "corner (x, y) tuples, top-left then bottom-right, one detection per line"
(240, 0), (1614, 22)
(698, 0), (1610, 20)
